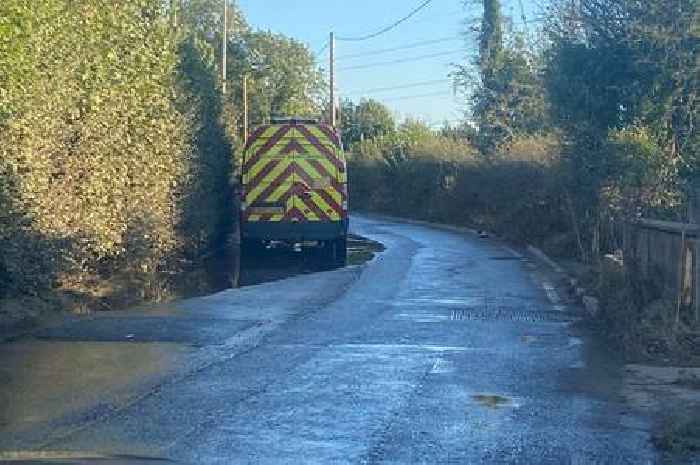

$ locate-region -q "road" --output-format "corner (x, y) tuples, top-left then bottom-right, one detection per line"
(0, 215), (666, 464)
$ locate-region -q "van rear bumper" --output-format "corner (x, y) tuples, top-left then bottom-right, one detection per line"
(241, 219), (349, 241)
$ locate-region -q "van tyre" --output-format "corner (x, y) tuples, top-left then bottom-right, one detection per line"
(331, 237), (347, 267)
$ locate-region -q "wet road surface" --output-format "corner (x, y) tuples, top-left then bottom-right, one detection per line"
(0, 215), (673, 464)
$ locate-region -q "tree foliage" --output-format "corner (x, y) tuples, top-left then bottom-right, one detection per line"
(1, 0), (195, 296)
(455, 0), (548, 154)
(544, 0), (698, 259)
(231, 31), (326, 123)
(341, 98), (395, 147)
(0, 0), (327, 305)
(355, 0), (696, 267)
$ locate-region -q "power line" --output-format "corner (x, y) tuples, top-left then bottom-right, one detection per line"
(337, 36), (461, 60)
(337, 49), (464, 71)
(400, 9), (467, 27)
(314, 41), (329, 58)
(336, 0), (434, 42)
(345, 79), (451, 96)
(517, 0), (529, 34)
(379, 91), (456, 102)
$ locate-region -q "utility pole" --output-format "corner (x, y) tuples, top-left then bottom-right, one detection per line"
(516, 0), (529, 36)
(222, 0), (228, 96)
(170, 0), (178, 29)
(329, 31), (336, 127)
(243, 74), (248, 144)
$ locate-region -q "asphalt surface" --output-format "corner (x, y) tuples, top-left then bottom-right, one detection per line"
(0, 215), (678, 464)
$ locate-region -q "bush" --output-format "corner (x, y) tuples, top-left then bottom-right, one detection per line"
(0, 1), (232, 304)
(348, 134), (568, 247)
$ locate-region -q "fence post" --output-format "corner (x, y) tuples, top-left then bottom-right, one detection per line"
(692, 187), (700, 322)
(690, 187), (700, 224)
(695, 240), (700, 323)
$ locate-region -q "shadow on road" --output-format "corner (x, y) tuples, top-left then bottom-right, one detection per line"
(238, 234), (384, 287)
(159, 234), (383, 305)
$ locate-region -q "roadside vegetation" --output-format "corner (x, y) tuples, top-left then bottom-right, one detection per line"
(0, 0), (697, 363)
(0, 0), (325, 323)
(345, 0), (699, 361)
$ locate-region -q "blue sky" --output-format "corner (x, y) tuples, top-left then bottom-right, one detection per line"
(238, 0), (539, 125)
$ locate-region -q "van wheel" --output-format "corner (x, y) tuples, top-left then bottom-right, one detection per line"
(331, 237), (347, 267)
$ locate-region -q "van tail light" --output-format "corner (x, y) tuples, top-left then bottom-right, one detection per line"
(239, 187), (246, 210)
(341, 184), (348, 212)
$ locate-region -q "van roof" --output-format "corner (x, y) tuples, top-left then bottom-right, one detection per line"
(244, 121), (342, 152)
(269, 117), (321, 125)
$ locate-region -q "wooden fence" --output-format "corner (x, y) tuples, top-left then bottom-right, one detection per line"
(624, 218), (700, 321)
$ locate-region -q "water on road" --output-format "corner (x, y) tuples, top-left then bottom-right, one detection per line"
(0, 215), (677, 464)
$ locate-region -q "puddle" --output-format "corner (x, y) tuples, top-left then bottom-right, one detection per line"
(0, 451), (108, 460)
(33, 316), (256, 345)
(0, 340), (189, 432)
(347, 235), (385, 266)
(519, 334), (583, 349)
(471, 394), (518, 409)
(239, 234), (383, 286)
(0, 451), (176, 464)
(0, 234), (384, 436)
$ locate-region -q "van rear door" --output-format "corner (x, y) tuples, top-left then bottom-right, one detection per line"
(242, 124), (295, 222)
(292, 123), (344, 223)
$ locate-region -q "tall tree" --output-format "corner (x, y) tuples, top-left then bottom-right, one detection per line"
(179, 0), (247, 38)
(233, 31), (325, 123)
(479, 0), (504, 85)
(341, 98), (395, 147)
(544, 0), (698, 260)
(475, 0), (507, 154)
(455, 0), (547, 155)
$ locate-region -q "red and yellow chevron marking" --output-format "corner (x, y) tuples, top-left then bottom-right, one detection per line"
(242, 123), (347, 224)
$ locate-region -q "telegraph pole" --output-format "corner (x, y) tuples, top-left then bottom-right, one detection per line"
(170, 0), (178, 29)
(222, 0), (228, 95)
(243, 74), (248, 144)
(329, 31), (336, 127)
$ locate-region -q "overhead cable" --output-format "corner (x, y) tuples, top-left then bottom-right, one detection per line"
(337, 49), (463, 71)
(337, 36), (461, 60)
(336, 0), (434, 41)
(517, 0), (530, 34)
(378, 91), (455, 102)
(345, 79), (451, 96)
(314, 41), (329, 58)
